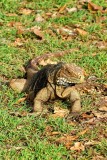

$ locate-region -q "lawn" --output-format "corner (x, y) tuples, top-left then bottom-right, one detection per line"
(0, 0), (107, 159)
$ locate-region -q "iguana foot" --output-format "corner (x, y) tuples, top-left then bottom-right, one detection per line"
(65, 112), (80, 122)
(29, 108), (49, 117)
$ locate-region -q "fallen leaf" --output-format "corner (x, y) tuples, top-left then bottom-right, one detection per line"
(6, 13), (17, 16)
(84, 140), (100, 146)
(103, 83), (107, 89)
(10, 111), (28, 117)
(82, 117), (97, 125)
(56, 135), (78, 147)
(88, 2), (107, 13)
(7, 21), (22, 27)
(98, 106), (107, 112)
(97, 96), (107, 109)
(17, 28), (25, 35)
(8, 146), (24, 151)
(76, 28), (88, 36)
(35, 14), (44, 22)
(45, 12), (52, 16)
(59, 4), (67, 13)
(51, 106), (69, 118)
(0, 22), (3, 26)
(93, 111), (107, 118)
(78, 128), (89, 136)
(16, 125), (24, 130)
(17, 97), (27, 103)
(96, 41), (107, 50)
(51, 12), (57, 18)
(66, 7), (77, 13)
(96, 16), (107, 23)
(13, 38), (24, 46)
(50, 132), (60, 136)
(92, 155), (106, 160)
(43, 126), (53, 136)
(68, 121), (76, 126)
(60, 27), (76, 36)
(32, 28), (44, 40)
(88, 2), (103, 12)
(81, 112), (94, 119)
(19, 8), (33, 15)
(70, 142), (85, 151)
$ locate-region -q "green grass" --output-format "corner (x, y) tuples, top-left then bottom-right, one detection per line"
(0, 0), (107, 159)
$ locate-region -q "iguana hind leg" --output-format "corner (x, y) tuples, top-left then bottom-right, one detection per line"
(33, 87), (51, 115)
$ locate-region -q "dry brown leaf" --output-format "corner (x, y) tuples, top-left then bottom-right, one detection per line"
(70, 142), (85, 151)
(13, 38), (23, 46)
(17, 28), (25, 35)
(88, 2), (107, 13)
(59, 4), (67, 13)
(68, 121), (77, 126)
(66, 7), (77, 13)
(51, 106), (69, 118)
(35, 14), (44, 22)
(103, 83), (107, 89)
(17, 97), (27, 103)
(84, 140), (99, 146)
(43, 126), (53, 136)
(10, 111), (28, 117)
(78, 128), (89, 136)
(92, 155), (106, 160)
(56, 135), (78, 146)
(98, 106), (107, 112)
(7, 21), (22, 27)
(32, 28), (44, 40)
(81, 112), (94, 119)
(50, 132), (60, 136)
(19, 8), (33, 15)
(96, 16), (107, 23)
(76, 28), (88, 36)
(60, 27), (76, 36)
(96, 41), (107, 50)
(16, 125), (24, 130)
(88, 2), (103, 12)
(45, 12), (52, 16)
(6, 13), (17, 16)
(93, 111), (107, 118)
(7, 21), (26, 35)
(97, 96), (107, 109)
(0, 22), (3, 26)
(8, 146), (24, 151)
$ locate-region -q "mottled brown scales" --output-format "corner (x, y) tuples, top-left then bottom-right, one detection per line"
(10, 62), (85, 116)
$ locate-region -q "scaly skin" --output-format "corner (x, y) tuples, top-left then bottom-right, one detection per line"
(10, 62), (85, 116)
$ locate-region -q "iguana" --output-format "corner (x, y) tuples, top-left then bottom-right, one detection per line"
(10, 62), (85, 116)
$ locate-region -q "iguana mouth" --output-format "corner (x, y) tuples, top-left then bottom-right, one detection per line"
(56, 77), (75, 86)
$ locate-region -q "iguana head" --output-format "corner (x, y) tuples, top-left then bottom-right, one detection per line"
(55, 63), (85, 86)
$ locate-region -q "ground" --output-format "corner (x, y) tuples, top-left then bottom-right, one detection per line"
(0, 0), (107, 159)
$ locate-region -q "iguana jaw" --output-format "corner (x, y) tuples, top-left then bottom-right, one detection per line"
(56, 75), (84, 86)
(56, 77), (73, 86)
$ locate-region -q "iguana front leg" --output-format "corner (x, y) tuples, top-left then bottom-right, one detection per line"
(33, 87), (51, 115)
(62, 87), (81, 113)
